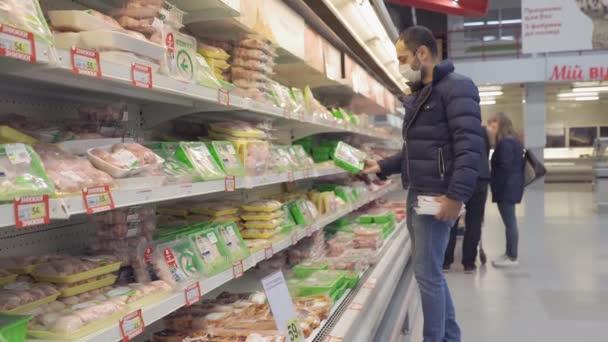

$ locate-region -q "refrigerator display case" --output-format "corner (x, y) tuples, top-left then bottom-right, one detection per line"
(593, 138), (608, 211)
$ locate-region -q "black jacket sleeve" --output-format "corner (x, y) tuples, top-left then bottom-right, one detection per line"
(377, 150), (403, 177)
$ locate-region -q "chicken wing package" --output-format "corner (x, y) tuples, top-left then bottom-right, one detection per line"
(151, 239), (204, 287)
(175, 142), (225, 180)
(0, 143), (55, 202)
(217, 222), (250, 262)
(208, 141), (245, 177)
(332, 142), (366, 174)
(87, 143), (164, 178)
(187, 225), (231, 276)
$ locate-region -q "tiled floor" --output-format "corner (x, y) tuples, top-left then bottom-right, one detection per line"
(444, 183), (608, 341)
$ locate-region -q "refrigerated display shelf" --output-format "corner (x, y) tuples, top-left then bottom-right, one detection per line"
(0, 166), (347, 229)
(26, 182), (400, 342)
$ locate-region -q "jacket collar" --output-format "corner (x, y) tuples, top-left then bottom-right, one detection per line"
(407, 60), (455, 93)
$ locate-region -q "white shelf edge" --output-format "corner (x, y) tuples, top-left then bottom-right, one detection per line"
(62, 182), (401, 342)
(0, 167), (346, 229)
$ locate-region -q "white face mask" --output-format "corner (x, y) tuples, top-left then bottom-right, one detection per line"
(399, 63), (421, 83)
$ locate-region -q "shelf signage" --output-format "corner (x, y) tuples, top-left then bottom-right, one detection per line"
(322, 336), (343, 342)
(264, 245), (274, 260)
(232, 260), (244, 279)
(82, 185), (115, 214)
(224, 176), (236, 192)
(291, 232), (299, 246)
(349, 303), (363, 311)
(119, 309), (145, 342)
(306, 226), (313, 237)
(71, 47), (101, 77)
(218, 88), (230, 106)
(261, 271), (304, 342)
(131, 63), (153, 88)
(548, 64), (608, 82)
(185, 281), (202, 306)
(0, 25), (36, 63)
(13, 195), (49, 228)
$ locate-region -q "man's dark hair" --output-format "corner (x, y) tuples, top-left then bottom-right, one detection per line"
(399, 26), (438, 57)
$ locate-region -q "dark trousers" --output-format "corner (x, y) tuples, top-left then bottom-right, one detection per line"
(497, 201), (518, 259)
(444, 181), (488, 268)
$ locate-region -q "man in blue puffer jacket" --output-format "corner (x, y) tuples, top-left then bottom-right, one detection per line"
(365, 26), (483, 342)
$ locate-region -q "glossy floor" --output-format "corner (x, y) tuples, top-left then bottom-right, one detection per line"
(445, 183), (607, 341)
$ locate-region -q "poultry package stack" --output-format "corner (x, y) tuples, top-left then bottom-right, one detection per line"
(239, 200), (285, 240)
(198, 42), (231, 82)
(231, 35), (276, 101)
(288, 230), (326, 265)
(112, 0), (168, 44)
(90, 205), (157, 268)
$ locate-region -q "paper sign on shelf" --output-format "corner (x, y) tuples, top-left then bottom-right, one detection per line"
(232, 260), (244, 279)
(70, 47), (101, 77)
(185, 281), (202, 306)
(13, 195), (49, 229)
(261, 271), (304, 342)
(224, 176), (236, 192)
(218, 88), (230, 106)
(0, 25), (36, 63)
(264, 245), (274, 260)
(82, 185), (114, 214)
(291, 232), (299, 246)
(131, 63), (152, 88)
(119, 309), (145, 342)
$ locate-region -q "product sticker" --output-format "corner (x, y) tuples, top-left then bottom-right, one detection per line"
(224, 175), (236, 192)
(131, 63), (152, 88)
(264, 245), (274, 260)
(349, 303), (363, 311)
(5, 144), (30, 165)
(82, 186), (115, 214)
(363, 277), (377, 289)
(59, 170), (85, 183)
(232, 260), (244, 279)
(71, 47), (101, 77)
(119, 309), (145, 342)
(185, 281), (201, 306)
(218, 88), (230, 106)
(227, 225), (236, 236)
(291, 232), (299, 246)
(14, 195), (49, 229)
(113, 149), (139, 169)
(0, 25), (36, 63)
(207, 232), (218, 244)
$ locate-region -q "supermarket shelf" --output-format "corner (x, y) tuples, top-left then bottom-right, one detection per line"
(0, 167), (347, 229)
(43, 182), (402, 342)
(311, 219), (412, 342)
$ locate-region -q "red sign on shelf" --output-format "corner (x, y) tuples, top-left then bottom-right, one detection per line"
(131, 63), (152, 88)
(119, 309), (145, 342)
(185, 281), (202, 306)
(82, 185), (114, 214)
(218, 88), (230, 106)
(13, 195), (49, 229)
(70, 47), (101, 77)
(0, 25), (36, 63)
(232, 260), (244, 279)
(224, 176), (236, 192)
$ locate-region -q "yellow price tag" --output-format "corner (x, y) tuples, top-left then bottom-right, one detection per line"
(286, 318), (303, 342)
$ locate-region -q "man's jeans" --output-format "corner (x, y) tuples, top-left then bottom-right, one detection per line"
(407, 190), (461, 342)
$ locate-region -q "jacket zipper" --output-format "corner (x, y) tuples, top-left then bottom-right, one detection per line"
(438, 147), (445, 181)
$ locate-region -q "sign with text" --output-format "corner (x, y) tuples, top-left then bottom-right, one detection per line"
(522, 0), (608, 54)
(131, 63), (152, 88)
(119, 309), (145, 341)
(0, 25), (36, 63)
(71, 47), (101, 77)
(185, 281), (202, 306)
(82, 186), (115, 214)
(261, 271), (304, 342)
(14, 195), (49, 228)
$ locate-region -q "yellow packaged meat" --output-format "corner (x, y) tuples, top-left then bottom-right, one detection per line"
(240, 210), (283, 221)
(241, 200), (282, 212)
(242, 218), (283, 230)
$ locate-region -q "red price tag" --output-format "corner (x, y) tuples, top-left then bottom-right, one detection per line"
(119, 309), (145, 342)
(291, 232), (299, 246)
(218, 88), (230, 106)
(287, 171), (295, 183)
(224, 176), (236, 192)
(232, 260), (244, 279)
(131, 63), (152, 88)
(363, 278), (377, 289)
(82, 186), (114, 214)
(13, 195), (49, 228)
(0, 25), (36, 63)
(264, 245), (274, 260)
(349, 303), (363, 311)
(70, 47), (101, 78)
(185, 281), (202, 306)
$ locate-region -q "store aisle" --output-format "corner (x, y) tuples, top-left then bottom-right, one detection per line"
(446, 183), (608, 342)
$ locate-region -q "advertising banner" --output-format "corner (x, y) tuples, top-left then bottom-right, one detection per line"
(522, 0), (608, 54)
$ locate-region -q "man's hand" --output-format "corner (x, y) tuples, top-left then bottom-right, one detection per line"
(362, 159), (381, 174)
(434, 195), (463, 221)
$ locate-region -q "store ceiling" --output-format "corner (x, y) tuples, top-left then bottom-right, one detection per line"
(386, 0), (489, 16)
(479, 83), (608, 106)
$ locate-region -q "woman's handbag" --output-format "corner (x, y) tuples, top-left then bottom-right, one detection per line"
(523, 149), (546, 186)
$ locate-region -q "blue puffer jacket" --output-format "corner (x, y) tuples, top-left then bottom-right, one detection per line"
(490, 136), (525, 203)
(378, 61), (483, 203)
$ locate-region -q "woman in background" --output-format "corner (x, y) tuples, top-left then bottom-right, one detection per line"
(487, 112), (524, 268)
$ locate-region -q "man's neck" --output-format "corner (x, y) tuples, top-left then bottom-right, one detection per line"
(421, 63), (437, 85)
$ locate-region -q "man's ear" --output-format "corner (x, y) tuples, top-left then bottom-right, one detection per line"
(417, 45), (430, 62)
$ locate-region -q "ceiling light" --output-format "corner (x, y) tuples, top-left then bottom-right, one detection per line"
(575, 96), (599, 101)
(464, 21), (484, 27)
(522, 99), (526, 104)
(479, 91), (503, 97)
(501, 36), (515, 41)
(478, 85), (503, 92)
(573, 86), (608, 92)
(558, 92), (598, 98)
(483, 36), (496, 42)
(480, 100), (496, 105)
(573, 81), (602, 87)
(486, 20), (500, 25)
(501, 19), (522, 24)
(480, 96), (496, 102)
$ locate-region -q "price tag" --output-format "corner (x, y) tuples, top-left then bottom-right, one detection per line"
(261, 271), (304, 342)
(305, 226), (313, 237)
(218, 88), (230, 106)
(13, 195), (49, 228)
(349, 303), (363, 311)
(119, 309), (145, 342)
(232, 260), (244, 279)
(363, 277), (377, 289)
(287, 171), (295, 183)
(283, 108), (292, 119)
(82, 186), (114, 214)
(70, 47), (101, 77)
(180, 183), (193, 195)
(224, 176), (236, 192)
(185, 282), (201, 306)
(131, 63), (152, 88)
(0, 25), (35, 63)
(264, 245), (274, 260)
(291, 232), (299, 246)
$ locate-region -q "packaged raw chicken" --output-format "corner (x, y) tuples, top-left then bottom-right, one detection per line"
(0, 143), (55, 202)
(242, 200), (283, 213)
(232, 57), (274, 73)
(208, 141), (245, 176)
(32, 256), (121, 284)
(332, 142), (366, 174)
(151, 239), (204, 287)
(217, 222), (249, 262)
(233, 47), (273, 63)
(240, 210), (283, 221)
(208, 121), (266, 139)
(175, 142), (224, 180)
(242, 218), (283, 230)
(48, 9), (123, 32)
(237, 36), (274, 54)
(194, 53), (222, 89)
(0, 0), (54, 46)
(189, 201), (239, 217)
(88, 143), (164, 178)
(198, 43), (230, 60)
(187, 226), (230, 276)
(146, 142), (199, 184)
(240, 227), (282, 239)
(0, 282), (59, 312)
(231, 66), (268, 82)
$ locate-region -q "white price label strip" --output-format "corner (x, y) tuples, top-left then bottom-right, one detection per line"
(264, 245), (274, 260)
(0, 25), (35, 63)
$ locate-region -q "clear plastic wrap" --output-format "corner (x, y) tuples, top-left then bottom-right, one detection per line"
(208, 141), (245, 177)
(242, 200), (283, 212)
(217, 222), (250, 262)
(208, 121), (266, 139)
(175, 142), (225, 180)
(151, 239), (204, 287)
(0, 143), (55, 202)
(194, 53), (222, 89)
(0, 0), (54, 46)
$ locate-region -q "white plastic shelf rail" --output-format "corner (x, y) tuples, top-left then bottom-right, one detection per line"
(0, 167), (347, 229)
(37, 182), (401, 342)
